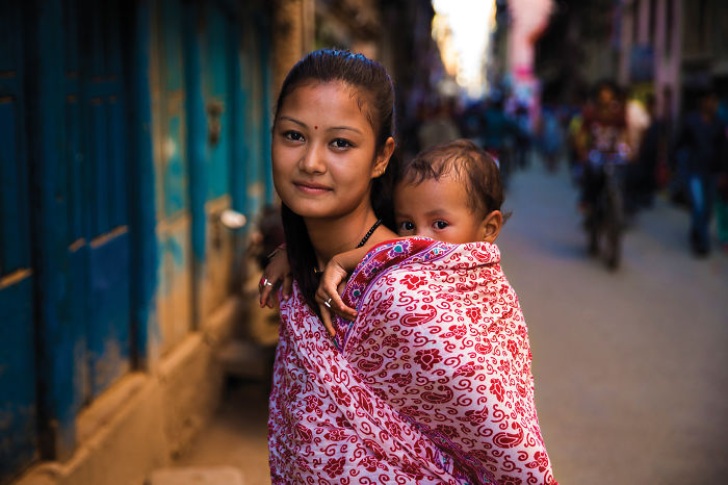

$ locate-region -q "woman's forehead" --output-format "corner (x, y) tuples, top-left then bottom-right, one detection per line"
(279, 81), (376, 130)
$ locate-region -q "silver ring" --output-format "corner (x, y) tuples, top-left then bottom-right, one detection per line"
(260, 278), (273, 287)
(323, 297), (332, 309)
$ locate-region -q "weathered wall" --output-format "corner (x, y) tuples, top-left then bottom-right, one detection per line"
(272, 0), (315, 95)
(12, 296), (243, 485)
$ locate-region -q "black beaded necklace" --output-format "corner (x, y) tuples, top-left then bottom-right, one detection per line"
(314, 218), (383, 276)
(355, 218), (383, 248)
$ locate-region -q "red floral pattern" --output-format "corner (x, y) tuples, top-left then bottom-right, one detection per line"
(268, 238), (558, 484)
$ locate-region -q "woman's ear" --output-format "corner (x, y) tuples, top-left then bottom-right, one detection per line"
(372, 137), (395, 178)
(481, 210), (504, 243)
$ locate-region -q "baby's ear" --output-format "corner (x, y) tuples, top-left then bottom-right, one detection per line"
(481, 210), (503, 243)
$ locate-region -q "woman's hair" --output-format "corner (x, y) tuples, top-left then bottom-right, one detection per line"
(397, 138), (505, 217)
(274, 48), (398, 311)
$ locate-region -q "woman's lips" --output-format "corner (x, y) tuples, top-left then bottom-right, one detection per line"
(294, 181), (331, 195)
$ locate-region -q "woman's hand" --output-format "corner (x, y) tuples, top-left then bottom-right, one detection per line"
(259, 245), (292, 308)
(315, 256), (357, 337)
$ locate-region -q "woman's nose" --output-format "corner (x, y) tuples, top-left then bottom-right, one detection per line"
(299, 144), (326, 174)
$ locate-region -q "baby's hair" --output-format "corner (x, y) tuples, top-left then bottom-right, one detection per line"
(398, 138), (505, 217)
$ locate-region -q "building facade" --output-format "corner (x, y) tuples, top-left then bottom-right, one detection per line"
(619, 0), (728, 119)
(1, 1), (439, 483)
(0, 1), (311, 484)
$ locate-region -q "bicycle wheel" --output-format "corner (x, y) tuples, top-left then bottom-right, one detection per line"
(603, 183), (623, 270)
(586, 211), (600, 257)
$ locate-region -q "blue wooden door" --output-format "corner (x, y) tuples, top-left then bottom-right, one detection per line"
(0, 3), (39, 478)
(238, 6), (274, 210)
(75, 0), (132, 399)
(184, 0), (238, 320)
(155, 0), (195, 350)
(202, 3), (233, 203)
(62, 0), (131, 401)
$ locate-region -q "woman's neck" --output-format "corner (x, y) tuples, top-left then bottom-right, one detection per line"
(305, 209), (395, 269)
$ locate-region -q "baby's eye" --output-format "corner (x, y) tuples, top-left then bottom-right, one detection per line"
(331, 138), (353, 149)
(434, 220), (449, 230)
(397, 221), (416, 233)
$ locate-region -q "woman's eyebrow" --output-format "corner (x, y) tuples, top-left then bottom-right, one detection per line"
(277, 115), (305, 127)
(328, 126), (363, 135)
(277, 117), (362, 135)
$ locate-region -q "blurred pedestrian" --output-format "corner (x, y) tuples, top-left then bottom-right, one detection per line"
(417, 97), (461, 150)
(715, 98), (728, 252)
(576, 80), (628, 216)
(674, 88), (725, 256)
(717, 158), (728, 252)
(623, 94), (652, 213)
(480, 90), (518, 187)
(511, 98), (533, 170)
(567, 105), (588, 185)
(537, 103), (564, 173)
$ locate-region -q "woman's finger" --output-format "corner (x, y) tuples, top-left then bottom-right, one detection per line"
(318, 303), (336, 337)
(259, 275), (277, 308)
(282, 273), (293, 301)
(329, 292), (357, 321)
(316, 286), (356, 321)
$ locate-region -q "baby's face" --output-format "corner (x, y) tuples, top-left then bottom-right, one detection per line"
(393, 175), (487, 244)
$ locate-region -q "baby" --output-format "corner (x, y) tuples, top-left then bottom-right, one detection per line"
(261, 138), (507, 334)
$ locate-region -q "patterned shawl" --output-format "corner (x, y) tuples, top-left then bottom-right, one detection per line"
(268, 238), (558, 484)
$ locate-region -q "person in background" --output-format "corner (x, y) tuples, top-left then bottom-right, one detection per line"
(713, 97), (728, 252)
(632, 94), (669, 210)
(716, 149), (728, 252)
(577, 80), (628, 216)
(480, 90), (519, 187)
(511, 98), (533, 171)
(674, 88), (726, 257)
(567, 105), (587, 186)
(623, 94), (652, 214)
(537, 102), (564, 173)
(416, 97), (462, 151)
(264, 47), (558, 484)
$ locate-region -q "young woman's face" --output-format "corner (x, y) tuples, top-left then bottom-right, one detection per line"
(393, 174), (491, 244)
(272, 81), (391, 221)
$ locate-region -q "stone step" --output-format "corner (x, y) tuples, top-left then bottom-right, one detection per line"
(147, 466), (244, 485)
(216, 340), (274, 380)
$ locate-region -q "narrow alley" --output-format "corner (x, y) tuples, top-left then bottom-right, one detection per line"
(161, 160), (728, 485)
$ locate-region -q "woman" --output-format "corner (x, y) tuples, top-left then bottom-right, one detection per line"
(268, 48), (557, 484)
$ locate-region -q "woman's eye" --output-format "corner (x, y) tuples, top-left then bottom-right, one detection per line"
(434, 220), (449, 230)
(283, 130), (304, 142)
(331, 138), (353, 149)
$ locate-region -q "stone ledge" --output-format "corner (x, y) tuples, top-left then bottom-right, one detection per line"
(147, 466), (244, 485)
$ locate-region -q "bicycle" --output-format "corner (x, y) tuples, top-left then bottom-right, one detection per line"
(583, 149), (628, 270)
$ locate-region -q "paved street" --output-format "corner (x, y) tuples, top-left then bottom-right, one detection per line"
(169, 158), (728, 485)
(499, 160), (728, 485)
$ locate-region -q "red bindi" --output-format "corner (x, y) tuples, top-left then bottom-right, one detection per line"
(314, 125), (318, 130)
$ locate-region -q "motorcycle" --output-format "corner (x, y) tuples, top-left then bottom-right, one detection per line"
(583, 147), (628, 270)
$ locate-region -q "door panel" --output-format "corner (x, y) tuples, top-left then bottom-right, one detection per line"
(154, 0), (194, 353)
(0, 3), (38, 478)
(199, 2), (236, 319)
(202, 4), (232, 201)
(63, 0), (132, 400)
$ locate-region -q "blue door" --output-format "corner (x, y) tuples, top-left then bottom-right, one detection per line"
(1, 2), (134, 479)
(238, 5), (274, 209)
(155, 0), (195, 350)
(69, 0), (132, 400)
(0, 3), (39, 479)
